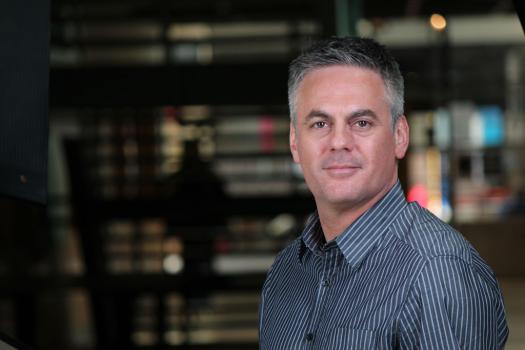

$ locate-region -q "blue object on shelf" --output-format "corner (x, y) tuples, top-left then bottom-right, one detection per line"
(478, 105), (504, 147)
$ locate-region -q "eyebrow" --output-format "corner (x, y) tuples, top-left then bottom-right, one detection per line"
(303, 108), (379, 124)
(303, 110), (330, 124)
(350, 108), (378, 119)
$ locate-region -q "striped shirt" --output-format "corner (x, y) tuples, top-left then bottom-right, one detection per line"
(259, 182), (508, 349)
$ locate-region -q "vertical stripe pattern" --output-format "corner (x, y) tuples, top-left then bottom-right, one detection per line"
(259, 182), (508, 349)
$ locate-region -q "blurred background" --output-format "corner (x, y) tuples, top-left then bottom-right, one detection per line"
(1, 0), (525, 349)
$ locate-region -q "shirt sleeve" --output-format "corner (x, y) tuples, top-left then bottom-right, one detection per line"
(397, 255), (509, 350)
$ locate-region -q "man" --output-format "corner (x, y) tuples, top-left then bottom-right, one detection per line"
(259, 37), (508, 349)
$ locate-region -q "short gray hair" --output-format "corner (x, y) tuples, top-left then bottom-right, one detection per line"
(288, 37), (404, 129)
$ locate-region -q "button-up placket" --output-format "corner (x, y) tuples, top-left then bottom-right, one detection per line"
(303, 242), (343, 348)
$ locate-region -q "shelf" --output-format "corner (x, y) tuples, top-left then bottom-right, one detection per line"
(50, 64), (289, 108)
(72, 196), (314, 220)
(0, 273), (266, 295)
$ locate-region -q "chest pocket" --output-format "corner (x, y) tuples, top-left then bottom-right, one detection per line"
(321, 328), (379, 349)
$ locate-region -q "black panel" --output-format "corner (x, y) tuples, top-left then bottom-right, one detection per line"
(0, 0), (49, 203)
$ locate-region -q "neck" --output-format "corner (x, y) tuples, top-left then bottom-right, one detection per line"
(316, 180), (397, 242)
(317, 204), (369, 242)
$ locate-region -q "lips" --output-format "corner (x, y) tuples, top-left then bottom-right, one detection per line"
(323, 164), (361, 177)
(323, 164), (359, 170)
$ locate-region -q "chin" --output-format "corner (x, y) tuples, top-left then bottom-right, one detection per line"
(322, 191), (361, 207)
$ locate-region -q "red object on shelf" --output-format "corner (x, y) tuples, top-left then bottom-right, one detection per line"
(408, 184), (429, 208)
(260, 116), (275, 152)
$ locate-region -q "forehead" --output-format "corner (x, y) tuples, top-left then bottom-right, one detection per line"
(299, 65), (384, 89)
(296, 65), (389, 107)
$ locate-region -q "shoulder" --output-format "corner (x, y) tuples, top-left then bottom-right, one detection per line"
(392, 202), (501, 293)
(392, 202), (475, 264)
(262, 237), (302, 290)
(274, 236), (302, 265)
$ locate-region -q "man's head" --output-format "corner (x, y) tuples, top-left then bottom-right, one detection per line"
(288, 37), (404, 129)
(288, 37), (409, 220)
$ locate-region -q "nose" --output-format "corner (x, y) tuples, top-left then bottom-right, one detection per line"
(329, 123), (353, 151)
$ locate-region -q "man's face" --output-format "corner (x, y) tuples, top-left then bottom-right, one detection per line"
(290, 65), (409, 212)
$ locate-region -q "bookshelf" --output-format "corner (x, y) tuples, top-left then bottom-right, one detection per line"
(63, 107), (316, 348)
(405, 47), (525, 224)
(45, 1), (330, 347)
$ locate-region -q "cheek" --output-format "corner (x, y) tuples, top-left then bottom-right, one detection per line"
(368, 140), (396, 164)
(298, 138), (323, 159)
(296, 144), (324, 181)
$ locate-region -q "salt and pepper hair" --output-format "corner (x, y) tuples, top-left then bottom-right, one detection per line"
(288, 37), (404, 129)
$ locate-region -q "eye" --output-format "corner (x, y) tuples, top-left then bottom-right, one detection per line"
(355, 120), (371, 128)
(312, 121), (328, 129)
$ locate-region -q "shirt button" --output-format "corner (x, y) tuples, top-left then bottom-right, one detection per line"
(305, 333), (314, 341)
(322, 279), (330, 287)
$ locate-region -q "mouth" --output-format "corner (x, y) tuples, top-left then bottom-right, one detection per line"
(323, 164), (360, 176)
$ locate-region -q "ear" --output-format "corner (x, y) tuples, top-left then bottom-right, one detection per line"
(290, 122), (300, 163)
(394, 115), (409, 160)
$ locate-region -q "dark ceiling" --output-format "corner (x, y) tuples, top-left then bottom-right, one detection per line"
(51, 0), (515, 21)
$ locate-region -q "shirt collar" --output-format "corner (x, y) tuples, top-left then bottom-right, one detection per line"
(300, 181), (407, 268)
(301, 212), (325, 256)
